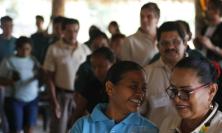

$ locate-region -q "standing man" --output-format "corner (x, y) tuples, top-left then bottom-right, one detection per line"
(0, 16), (16, 62)
(0, 15), (16, 133)
(31, 15), (49, 64)
(119, 2), (160, 66)
(43, 17), (91, 133)
(140, 21), (202, 127)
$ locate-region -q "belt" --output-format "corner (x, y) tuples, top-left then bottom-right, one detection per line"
(56, 86), (75, 94)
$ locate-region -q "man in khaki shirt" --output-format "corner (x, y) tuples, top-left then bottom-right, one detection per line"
(141, 21), (188, 127)
(44, 17), (90, 133)
(119, 2), (159, 66)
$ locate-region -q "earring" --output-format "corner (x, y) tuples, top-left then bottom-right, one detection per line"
(209, 104), (214, 110)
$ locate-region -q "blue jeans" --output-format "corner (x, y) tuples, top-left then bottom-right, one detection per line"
(10, 98), (38, 132)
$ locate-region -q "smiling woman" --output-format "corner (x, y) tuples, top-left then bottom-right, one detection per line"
(70, 61), (159, 133)
(160, 57), (222, 133)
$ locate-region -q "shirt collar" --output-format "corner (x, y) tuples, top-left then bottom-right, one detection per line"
(121, 112), (142, 125)
(136, 28), (151, 38)
(90, 103), (141, 125)
(57, 39), (79, 49)
(91, 103), (110, 122)
(171, 103), (219, 133)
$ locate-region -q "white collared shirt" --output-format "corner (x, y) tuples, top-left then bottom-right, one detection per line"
(43, 40), (91, 90)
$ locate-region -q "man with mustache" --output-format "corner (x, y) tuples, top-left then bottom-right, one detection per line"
(140, 21), (202, 128)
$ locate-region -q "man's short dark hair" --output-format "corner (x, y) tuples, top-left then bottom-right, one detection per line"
(36, 15), (44, 22)
(61, 18), (79, 30)
(1, 16), (13, 24)
(52, 16), (65, 24)
(157, 21), (186, 42)
(141, 2), (160, 19)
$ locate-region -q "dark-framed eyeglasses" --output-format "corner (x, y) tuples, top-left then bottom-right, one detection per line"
(166, 83), (210, 101)
(159, 38), (183, 47)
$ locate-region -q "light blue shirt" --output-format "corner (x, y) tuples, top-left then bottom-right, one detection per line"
(0, 55), (39, 102)
(70, 103), (159, 133)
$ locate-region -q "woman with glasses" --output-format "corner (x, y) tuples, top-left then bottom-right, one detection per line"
(160, 57), (222, 133)
(70, 61), (158, 133)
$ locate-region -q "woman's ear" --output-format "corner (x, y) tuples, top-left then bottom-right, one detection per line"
(208, 83), (218, 102)
(105, 81), (114, 97)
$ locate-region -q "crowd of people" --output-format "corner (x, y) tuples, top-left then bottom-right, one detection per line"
(0, 0), (222, 133)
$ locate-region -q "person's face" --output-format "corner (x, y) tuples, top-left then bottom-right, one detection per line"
(106, 70), (146, 114)
(63, 23), (79, 44)
(91, 37), (109, 51)
(140, 8), (159, 32)
(108, 25), (117, 35)
(110, 38), (125, 58)
(53, 23), (63, 38)
(170, 68), (216, 120)
(158, 31), (187, 65)
(206, 3), (220, 23)
(1, 21), (13, 36)
(36, 19), (43, 29)
(17, 43), (32, 57)
(91, 55), (113, 82)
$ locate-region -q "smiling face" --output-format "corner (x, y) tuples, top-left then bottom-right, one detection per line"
(170, 67), (215, 120)
(106, 70), (146, 114)
(158, 31), (187, 66)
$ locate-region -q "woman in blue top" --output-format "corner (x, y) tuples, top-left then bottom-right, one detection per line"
(70, 61), (158, 133)
(0, 36), (41, 133)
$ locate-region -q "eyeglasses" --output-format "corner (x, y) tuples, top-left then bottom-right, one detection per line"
(166, 83), (210, 101)
(159, 39), (183, 47)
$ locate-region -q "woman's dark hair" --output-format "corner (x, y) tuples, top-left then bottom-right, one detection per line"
(92, 31), (109, 43)
(174, 57), (219, 83)
(157, 21), (186, 42)
(16, 36), (32, 50)
(176, 20), (192, 41)
(91, 47), (116, 63)
(110, 33), (126, 43)
(105, 61), (145, 85)
(109, 21), (120, 34)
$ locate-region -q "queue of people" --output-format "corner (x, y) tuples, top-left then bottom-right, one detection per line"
(0, 0), (222, 133)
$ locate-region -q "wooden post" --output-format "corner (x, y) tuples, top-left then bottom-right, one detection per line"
(195, 0), (207, 36)
(52, 0), (65, 17)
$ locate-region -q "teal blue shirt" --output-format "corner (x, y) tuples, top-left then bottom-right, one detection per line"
(0, 35), (16, 62)
(0, 55), (39, 102)
(70, 103), (159, 133)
